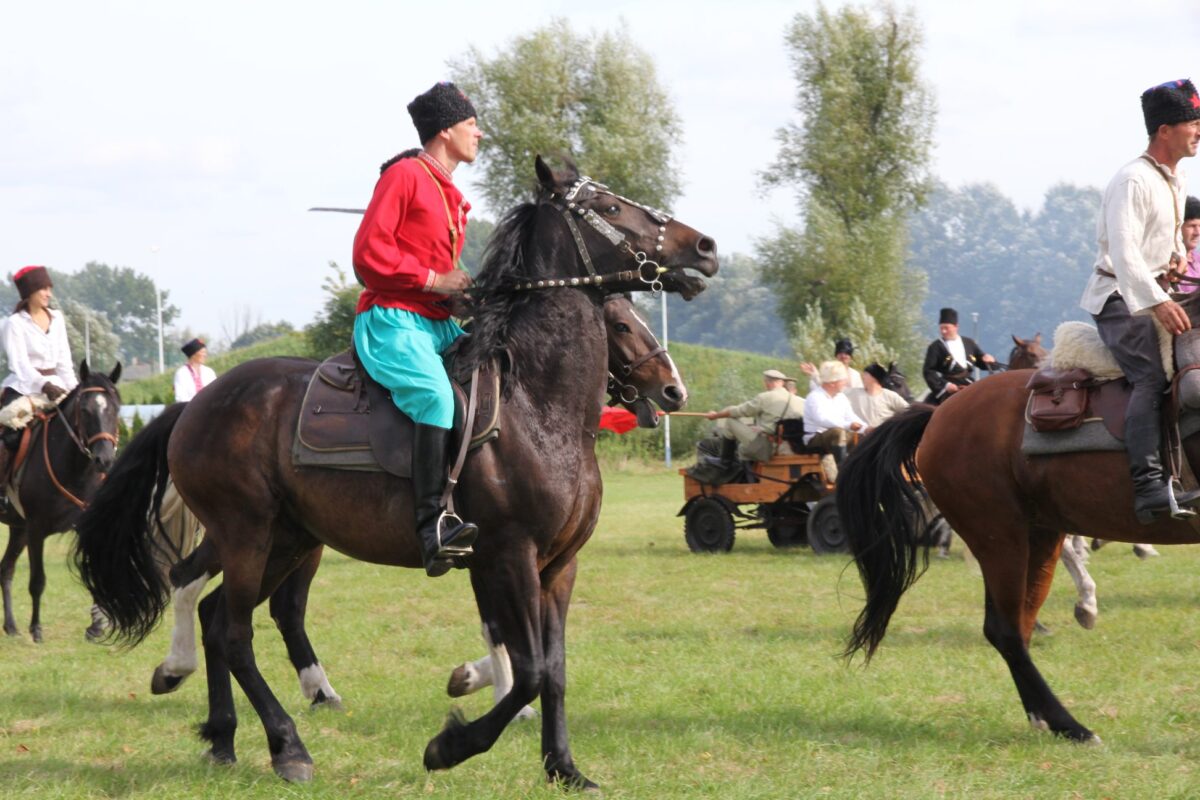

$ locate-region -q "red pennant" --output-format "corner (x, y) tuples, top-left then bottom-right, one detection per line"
(599, 407), (639, 434)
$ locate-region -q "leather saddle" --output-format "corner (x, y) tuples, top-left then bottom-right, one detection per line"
(1025, 368), (1129, 441)
(291, 349), (500, 478)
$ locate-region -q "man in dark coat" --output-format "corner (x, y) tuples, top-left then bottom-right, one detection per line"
(922, 307), (996, 405)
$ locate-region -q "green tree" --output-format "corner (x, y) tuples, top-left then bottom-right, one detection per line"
(62, 300), (121, 373)
(53, 261), (180, 365)
(792, 297), (899, 374)
(451, 18), (682, 211)
(230, 320), (295, 350)
(759, 2), (935, 356)
(460, 217), (495, 275)
(305, 262), (359, 359)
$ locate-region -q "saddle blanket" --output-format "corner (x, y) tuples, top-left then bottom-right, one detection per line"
(1022, 411), (1200, 457)
(290, 350), (500, 478)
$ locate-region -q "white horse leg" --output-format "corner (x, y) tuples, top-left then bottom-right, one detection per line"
(1133, 543), (1161, 558)
(150, 573), (209, 694)
(297, 663), (342, 708)
(447, 625), (537, 720)
(1058, 535), (1097, 630)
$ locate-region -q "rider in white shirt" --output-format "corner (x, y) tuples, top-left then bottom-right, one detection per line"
(172, 338), (217, 402)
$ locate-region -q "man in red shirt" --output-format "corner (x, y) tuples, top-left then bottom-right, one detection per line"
(352, 82), (483, 577)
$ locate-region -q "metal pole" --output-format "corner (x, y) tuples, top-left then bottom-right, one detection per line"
(156, 289), (164, 374)
(662, 292), (671, 468)
(84, 315), (91, 364)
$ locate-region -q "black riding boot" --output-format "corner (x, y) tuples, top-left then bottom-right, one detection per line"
(1126, 415), (1200, 524)
(718, 436), (739, 466)
(412, 423), (478, 577)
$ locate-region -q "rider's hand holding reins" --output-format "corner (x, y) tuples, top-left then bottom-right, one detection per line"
(41, 382), (66, 402)
(429, 269), (473, 295)
(1153, 298), (1192, 335)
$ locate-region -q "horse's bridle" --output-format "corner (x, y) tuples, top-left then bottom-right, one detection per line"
(511, 177), (673, 293)
(603, 295), (669, 406)
(35, 386), (120, 509)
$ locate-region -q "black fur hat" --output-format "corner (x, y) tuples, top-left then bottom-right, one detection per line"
(181, 338), (206, 358)
(939, 307), (958, 326)
(863, 363), (888, 386)
(1186, 195), (1200, 222)
(1141, 79), (1200, 136)
(834, 338), (854, 356)
(13, 265), (52, 300)
(407, 82), (477, 144)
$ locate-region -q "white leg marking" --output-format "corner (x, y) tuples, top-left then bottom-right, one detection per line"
(299, 664), (342, 704)
(161, 574), (208, 675)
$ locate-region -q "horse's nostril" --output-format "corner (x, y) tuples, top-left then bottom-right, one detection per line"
(696, 236), (716, 256)
(663, 385), (682, 402)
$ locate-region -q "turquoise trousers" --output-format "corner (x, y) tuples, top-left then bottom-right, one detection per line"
(352, 307), (464, 430)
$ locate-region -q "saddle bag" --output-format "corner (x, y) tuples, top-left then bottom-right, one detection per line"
(1025, 368), (1092, 433)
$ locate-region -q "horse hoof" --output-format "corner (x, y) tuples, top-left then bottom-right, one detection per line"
(30, 628), (42, 644)
(1027, 713), (1050, 732)
(202, 749), (237, 766)
(424, 708), (468, 771)
(515, 704), (538, 721)
(4, 627), (20, 638)
(273, 760), (314, 783)
(1084, 733), (1104, 747)
(1073, 604), (1097, 631)
(548, 771), (602, 793)
(447, 665), (473, 697)
(310, 694), (344, 712)
(151, 666), (188, 695)
(1033, 620), (1051, 637)
(1134, 544), (1160, 559)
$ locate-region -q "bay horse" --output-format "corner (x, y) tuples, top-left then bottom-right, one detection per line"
(75, 156), (717, 787)
(1006, 331), (1154, 631)
(140, 293), (688, 717)
(0, 361), (120, 642)
(838, 297), (1200, 742)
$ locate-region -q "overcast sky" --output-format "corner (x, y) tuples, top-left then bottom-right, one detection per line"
(2, 0), (1198, 348)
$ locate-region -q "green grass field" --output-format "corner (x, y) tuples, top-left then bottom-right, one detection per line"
(4, 468), (1200, 798)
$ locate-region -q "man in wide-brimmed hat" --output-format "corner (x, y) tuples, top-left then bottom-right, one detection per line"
(1080, 78), (1200, 523)
(921, 307), (995, 404)
(703, 368), (803, 464)
(802, 360), (866, 482)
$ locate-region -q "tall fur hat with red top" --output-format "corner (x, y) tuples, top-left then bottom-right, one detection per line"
(13, 265), (53, 300)
(407, 82), (477, 144)
(1141, 79), (1200, 135)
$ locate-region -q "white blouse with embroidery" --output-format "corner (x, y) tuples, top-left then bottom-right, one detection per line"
(2, 308), (78, 396)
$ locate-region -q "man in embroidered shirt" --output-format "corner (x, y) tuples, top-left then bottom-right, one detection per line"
(172, 338), (216, 402)
(1078, 78), (1200, 523)
(802, 360), (866, 482)
(352, 81), (483, 577)
(922, 307), (995, 404)
(1179, 196), (1200, 293)
(703, 368), (802, 464)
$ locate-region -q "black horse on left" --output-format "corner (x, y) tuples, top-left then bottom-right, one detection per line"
(0, 361), (121, 642)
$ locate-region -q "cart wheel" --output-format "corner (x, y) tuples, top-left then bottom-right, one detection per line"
(684, 498), (736, 553)
(806, 495), (847, 554)
(764, 503), (809, 548)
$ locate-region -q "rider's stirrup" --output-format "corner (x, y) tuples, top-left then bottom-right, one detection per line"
(1167, 481), (1198, 521)
(435, 510), (476, 557)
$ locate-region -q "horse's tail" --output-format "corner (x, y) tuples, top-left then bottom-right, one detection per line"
(838, 404), (936, 661)
(72, 403), (185, 646)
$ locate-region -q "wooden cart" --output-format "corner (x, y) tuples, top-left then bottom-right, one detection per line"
(678, 453), (846, 554)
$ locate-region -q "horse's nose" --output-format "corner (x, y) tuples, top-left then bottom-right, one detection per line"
(695, 236), (717, 259)
(663, 384), (686, 405)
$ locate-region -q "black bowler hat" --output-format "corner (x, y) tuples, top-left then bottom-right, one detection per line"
(834, 338), (854, 356)
(181, 338), (206, 358)
(939, 308), (958, 325)
(1142, 79), (1200, 136)
(408, 82), (478, 144)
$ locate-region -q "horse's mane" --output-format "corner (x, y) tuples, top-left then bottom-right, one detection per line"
(454, 201), (546, 381)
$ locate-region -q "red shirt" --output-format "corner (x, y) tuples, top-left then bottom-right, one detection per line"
(352, 155), (470, 319)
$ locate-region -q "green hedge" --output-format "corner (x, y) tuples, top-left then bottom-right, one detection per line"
(118, 332), (789, 464)
(118, 333), (311, 404)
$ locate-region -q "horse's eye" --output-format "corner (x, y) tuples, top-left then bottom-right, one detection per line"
(614, 323), (631, 333)
(603, 204), (620, 217)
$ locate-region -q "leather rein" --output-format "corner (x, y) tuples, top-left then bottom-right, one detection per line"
(33, 386), (119, 510)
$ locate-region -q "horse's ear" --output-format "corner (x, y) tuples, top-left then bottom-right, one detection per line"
(1011, 334), (1022, 346)
(109, 362), (122, 384)
(534, 155), (556, 192)
(79, 359), (90, 380)
(1034, 333), (1042, 345)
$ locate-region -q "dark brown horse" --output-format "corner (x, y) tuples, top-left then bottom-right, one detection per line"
(0, 362), (120, 642)
(140, 293), (689, 713)
(75, 156), (717, 787)
(838, 310), (1200, 742)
